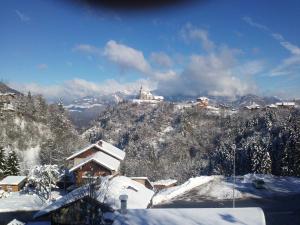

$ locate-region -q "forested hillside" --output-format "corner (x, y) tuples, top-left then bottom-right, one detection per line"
(0, 88), (85, 172)
(83, 102), (300, 182)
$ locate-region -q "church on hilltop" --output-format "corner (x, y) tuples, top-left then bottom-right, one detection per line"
(133, 86), (164, 103)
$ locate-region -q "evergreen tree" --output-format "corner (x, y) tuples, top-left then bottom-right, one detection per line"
(5, 150), (20, 176)
(0, 147), (5, 178)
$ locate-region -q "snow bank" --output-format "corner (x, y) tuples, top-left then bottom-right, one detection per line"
(152, 176), (214, 205)
(196, 178), (243, 200)
(242, 173), (300, 194)
(105, 176), (154, 209)
(113, 208), (266, 225)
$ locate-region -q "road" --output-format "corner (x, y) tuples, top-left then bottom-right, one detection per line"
(154, 188), (300, 225)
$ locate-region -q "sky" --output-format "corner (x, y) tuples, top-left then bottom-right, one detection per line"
(1, 0), (300, 100)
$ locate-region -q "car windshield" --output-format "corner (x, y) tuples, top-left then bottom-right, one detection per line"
(1, 1), (300, 225)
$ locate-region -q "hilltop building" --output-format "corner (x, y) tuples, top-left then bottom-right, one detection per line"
(244, 102), (260, 110)
(196, 97), (209, 108)
(275, 101), (295, 108)
(133, 86), (164, 104)
(67, 140), (125, 185)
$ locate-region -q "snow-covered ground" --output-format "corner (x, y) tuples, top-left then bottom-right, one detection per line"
(152, 176), (214, 205)
(153, 174), (300, 205)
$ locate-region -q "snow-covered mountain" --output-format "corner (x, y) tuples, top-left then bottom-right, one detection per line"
(63, 92), (135, 130)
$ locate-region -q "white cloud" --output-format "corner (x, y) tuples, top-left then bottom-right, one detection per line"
(242, 16), (269, 32)
(181, 23), (215, 51)
(37, 64), (48, 70)
(11, 78), (155, 100)
(72, 44), (102, 55)
(150, 52), (173, 68)
(15, 10), (30, 22)
(243, 16), (300, 76)
(103, 40), (151, 74)
(157, 47), (255, 97)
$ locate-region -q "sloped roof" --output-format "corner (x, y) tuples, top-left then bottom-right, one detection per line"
(67, 140), (125, 161)
(34, 178), (111, 219)
(0, 176), (27, 185)
(69, 151), (121, 172)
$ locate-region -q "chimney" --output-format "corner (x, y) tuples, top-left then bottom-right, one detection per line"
(119, 194), (128, 214)
(98, 140), (102, 146)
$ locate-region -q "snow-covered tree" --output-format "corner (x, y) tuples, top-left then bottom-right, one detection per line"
(26, 165), (61, 201)
(0, 146), (5, 178)
(5, 150), (20, 176)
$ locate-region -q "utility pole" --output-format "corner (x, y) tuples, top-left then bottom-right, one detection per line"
(232, 144), (236, 208)
(49, 146), (52, 201)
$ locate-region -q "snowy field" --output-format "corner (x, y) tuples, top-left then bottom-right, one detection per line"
(153, 174), (300, 205)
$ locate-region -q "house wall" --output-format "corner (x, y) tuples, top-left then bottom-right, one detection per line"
(0, 184), (20, 192)
(74, 161), (114, 185)
(69, 147), (99, 167)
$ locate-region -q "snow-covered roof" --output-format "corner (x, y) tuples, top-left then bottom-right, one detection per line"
(275, 102), (295, 106)
(67, 140), (125, 161)
(152, 179), (177, 186)
(245, 102), (260, 109)
(0, 176), (27, 185)
(197, 96), (209, 101)
(267, 104), (278, 108)
(0, 193), (45, 213)
(112, 208), (266, 225)
(105, 176), (154, 209)
(35, 176), (154, 218)
(7, 219), (25, 225)
(70, 151), (121, 172)
(34, 185), (92, 218)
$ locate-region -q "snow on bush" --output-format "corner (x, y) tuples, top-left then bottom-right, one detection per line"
(0, 190), (10, 199)
(152, 176), (214, 205)
(26, 165), (61, 201)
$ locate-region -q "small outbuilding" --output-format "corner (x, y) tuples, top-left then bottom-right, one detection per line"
(0, 176), (27, 192)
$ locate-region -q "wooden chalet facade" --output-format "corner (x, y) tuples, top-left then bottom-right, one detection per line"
(67, 140), (125, 185)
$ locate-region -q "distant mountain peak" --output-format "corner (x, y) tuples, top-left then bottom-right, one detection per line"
(0, 82), (22, 95)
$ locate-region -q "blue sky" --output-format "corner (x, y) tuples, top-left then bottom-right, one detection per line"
(1, 0), (300, 99)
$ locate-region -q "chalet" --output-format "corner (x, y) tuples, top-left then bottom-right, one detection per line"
(196, 96), (209, 108)
(244, 102), (260, 110)
(130, 177), (153, 190)
(266, 103), (278, 108)
(67, 140), (125, 185)
(152, 179), (177, 191)
(0, 93), (16, 104)
(275, 102), (295, 108)
(0, 176), (27, 192)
